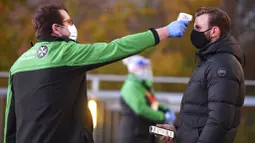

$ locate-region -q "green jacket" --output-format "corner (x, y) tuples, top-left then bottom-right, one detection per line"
(5, 30), (159, 143)
(121, 74), (168, 122)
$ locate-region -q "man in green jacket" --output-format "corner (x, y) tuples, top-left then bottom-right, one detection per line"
(119, 55), (176, 143)
(4, 4), (188, 143)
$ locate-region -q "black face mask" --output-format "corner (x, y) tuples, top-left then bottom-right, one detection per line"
(190, 28), (212, 49)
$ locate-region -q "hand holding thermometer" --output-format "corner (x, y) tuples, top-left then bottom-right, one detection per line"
(166, 12), (193, 38)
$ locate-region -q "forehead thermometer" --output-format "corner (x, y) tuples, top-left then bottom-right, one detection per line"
(177, 12), (193, 22)
(149, 126), (175, 138)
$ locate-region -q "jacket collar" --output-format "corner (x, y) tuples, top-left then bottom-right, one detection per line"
(37, 36), (75, 43)
(196, 35), (245, 66)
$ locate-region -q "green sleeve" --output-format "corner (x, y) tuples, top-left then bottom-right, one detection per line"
(60, 30), (156, 68)
(121, 81), (165, 122)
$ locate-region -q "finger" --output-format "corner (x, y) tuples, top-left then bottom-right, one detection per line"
(178, 26), (186, 35)
(156, 124), (166, 128)
(178, 32), (183, 37)
(164, 136), (170, 141)
(179, 20), (189, 26)
(180, 24), (187, 31)
(156, 124), (175, 130)
(165, 138), (173, 143)
(180, 28), (185, 34)
(156, 124), (163, 127)
(168, 137), (173, 142)
(160, 136), (168, 141)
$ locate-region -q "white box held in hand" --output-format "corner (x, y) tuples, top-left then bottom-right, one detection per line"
(149, 126), (175, 138)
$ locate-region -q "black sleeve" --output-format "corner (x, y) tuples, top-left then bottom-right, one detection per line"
(198, 62), (240, 143)
(4, 80), (16, 143)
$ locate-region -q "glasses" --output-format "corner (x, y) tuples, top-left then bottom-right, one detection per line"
(63, 19), (73, 25)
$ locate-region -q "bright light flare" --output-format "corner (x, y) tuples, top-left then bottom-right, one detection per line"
(88, 100), (97, 128)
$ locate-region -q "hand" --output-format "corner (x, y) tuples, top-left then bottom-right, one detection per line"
(156, 124), (176, 143)
(164, 110), (176, 123)
(167, 20), (188, 37)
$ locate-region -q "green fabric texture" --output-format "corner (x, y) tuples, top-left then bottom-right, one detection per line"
(121, 74), (165, 122)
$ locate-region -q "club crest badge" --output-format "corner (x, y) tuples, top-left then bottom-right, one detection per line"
(37, 46), (48, 59)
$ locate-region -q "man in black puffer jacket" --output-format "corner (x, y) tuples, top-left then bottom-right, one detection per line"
(158, 7), (245, 143)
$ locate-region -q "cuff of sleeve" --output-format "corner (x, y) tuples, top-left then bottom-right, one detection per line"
(158, 106), (168, 113)
(149, 28), (160, 45)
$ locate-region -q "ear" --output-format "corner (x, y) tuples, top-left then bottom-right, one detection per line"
(52, 24), (61, 36)
(211, 26), (221, 38)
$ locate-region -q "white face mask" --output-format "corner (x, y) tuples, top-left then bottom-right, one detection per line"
(123, 55), (154, 81)
(134, 67), (153, 82)
(67, 25), (78, 41)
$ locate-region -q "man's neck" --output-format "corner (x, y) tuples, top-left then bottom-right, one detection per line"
(51, 33), (59, 37)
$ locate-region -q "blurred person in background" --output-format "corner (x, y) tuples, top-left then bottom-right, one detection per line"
(158, 7), (245, 143)
(4, 4), (189, 143)
(119, 55), (176, 143)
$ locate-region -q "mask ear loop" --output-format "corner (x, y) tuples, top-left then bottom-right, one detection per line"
(54, 24), (67, 37)
(206, 26), (218, 42)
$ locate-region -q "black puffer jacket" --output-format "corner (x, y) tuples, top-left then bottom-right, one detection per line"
(175, 35), (245, 143)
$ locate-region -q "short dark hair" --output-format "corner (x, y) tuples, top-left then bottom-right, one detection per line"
(32, 5), (68, 38)
(195, 7), (231, 36)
